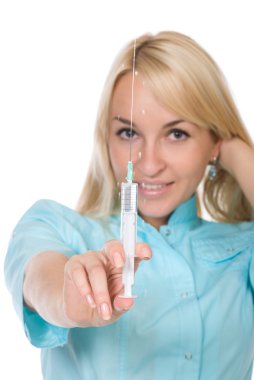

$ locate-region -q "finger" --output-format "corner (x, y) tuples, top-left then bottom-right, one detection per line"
(113, 295), (134, 314)
(65, 257), (96, 309)
(85, 257), (113, 321)
(133, 243), (152, 271)
(72, 267), (97, 309)
(135, 242), (152, 260)
(102, 240), (125, 269)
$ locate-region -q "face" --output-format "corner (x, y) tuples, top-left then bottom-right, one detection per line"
(108, 73), (220, 229)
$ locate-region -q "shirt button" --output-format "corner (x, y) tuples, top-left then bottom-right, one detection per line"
(181, 292), (189, 299)
(185, 352), (193, 360)
(164, 228), (171, 236)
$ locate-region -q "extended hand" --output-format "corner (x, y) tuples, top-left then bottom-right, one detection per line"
(63, 240), (152, 327)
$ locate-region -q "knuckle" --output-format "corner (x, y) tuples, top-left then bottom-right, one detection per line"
(93, 291), (109, 304)
(64, 257), (81, 279)
(72, 267), (85, 284)
(97, 251), (108, 265)
(104, 240), (123, 254)
(89, 263), (105, 277)
(64, 261), (73, 280)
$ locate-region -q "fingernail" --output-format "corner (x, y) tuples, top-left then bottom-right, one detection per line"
(100, 303), (111, 320)
(114, 304), (123, 312)
(86, 294), (96, 308)
(114, 252), (124, 268)
(142, 248), (151, 259)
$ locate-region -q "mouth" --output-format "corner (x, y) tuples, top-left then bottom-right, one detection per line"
(140, 182), (169, 190)
(138, 181), (175, 197)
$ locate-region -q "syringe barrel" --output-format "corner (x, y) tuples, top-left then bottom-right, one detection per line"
(121, 182), (138, 257)
(121, 182), (138, 293)
(121, 182), (138, 213)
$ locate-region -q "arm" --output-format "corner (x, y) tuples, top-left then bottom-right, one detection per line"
(23, 251), (69, 327)
(23, 242), (152, 329)
(220, 138), (254, 209)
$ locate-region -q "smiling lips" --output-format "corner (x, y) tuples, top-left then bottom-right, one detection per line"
(138, 181), (174, 197)
(140, 182), (168, 190)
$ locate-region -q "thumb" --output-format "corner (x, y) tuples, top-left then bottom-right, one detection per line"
(113, 295), (134, 314)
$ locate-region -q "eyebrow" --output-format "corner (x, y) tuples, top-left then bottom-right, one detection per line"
(112, 116), (184, 129)
(163, 119), (185, 128)
(112, 116), (137, 128)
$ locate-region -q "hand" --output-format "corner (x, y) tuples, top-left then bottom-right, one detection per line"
(63, 240), (152, 327)
(218, 137), (254, 209)
(219, 137), (242, 175)
(219, 137), (253, 177)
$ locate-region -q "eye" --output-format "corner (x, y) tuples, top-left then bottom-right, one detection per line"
(168, 128), (190, 141)
(116, 128), (138, 140)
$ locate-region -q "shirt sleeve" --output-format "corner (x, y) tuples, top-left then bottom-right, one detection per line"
(4, 199), (86, 349)
(247, 222), (254, 291)
(249, 246), (254, 291)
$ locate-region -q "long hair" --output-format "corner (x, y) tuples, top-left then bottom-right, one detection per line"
(76, 31), (253, 223)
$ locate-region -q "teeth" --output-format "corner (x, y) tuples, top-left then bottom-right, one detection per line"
(140, 183), (166, 190)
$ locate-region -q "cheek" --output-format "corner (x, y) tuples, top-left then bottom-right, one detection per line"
(108, 140), (128, 181)
(172, 147), (210, 179)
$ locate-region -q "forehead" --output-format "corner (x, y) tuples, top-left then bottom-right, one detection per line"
(112, 72), (144, 101)
(110, 73), (180, 123)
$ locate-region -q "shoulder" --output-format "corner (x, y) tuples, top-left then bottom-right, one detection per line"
(194, 218), (254, 239)
(15, 199), (119, 250)
(18, 199), (98, 229)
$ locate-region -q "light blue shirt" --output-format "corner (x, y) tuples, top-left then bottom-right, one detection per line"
(4, 195), (254, 380)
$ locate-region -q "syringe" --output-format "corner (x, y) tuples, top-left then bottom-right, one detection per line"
(120, 161), (138, 298)
(119, 39), (138, 298)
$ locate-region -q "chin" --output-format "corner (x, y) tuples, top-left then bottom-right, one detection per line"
(138, 206), (172, 221)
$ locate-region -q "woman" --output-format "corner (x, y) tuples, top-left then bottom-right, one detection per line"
(5, 31), (254, 380)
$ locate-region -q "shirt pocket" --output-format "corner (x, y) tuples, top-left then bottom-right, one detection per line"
(191, 232), (254, 269)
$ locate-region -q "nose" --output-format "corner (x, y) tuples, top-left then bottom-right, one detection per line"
(135, 141), (166, 178)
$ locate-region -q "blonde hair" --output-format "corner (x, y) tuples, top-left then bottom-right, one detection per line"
(76, 31), (253, 223)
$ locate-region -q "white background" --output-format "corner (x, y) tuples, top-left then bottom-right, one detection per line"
(1, 1), (254, 378)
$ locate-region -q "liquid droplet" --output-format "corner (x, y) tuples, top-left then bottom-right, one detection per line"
(141, 197), (147, 205)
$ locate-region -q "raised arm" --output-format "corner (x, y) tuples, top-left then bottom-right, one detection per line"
(220, 137), (254, 209)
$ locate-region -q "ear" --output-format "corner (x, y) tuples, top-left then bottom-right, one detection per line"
(210, 139), (222, 161)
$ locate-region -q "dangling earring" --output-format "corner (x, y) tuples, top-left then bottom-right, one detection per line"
(208, 157), (218, 180)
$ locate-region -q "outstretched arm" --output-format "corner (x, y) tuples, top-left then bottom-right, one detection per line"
(23, 241), (152, 328)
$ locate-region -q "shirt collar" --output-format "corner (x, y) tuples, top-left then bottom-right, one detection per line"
(109, 194), (198, 227)
(167, 194), (198, 226)
(136, 194), (198, 233)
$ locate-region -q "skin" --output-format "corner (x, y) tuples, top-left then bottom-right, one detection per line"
(23, 73), (254, 329)
(109, 73), (221, 229)
(24, 241), (152, 327)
